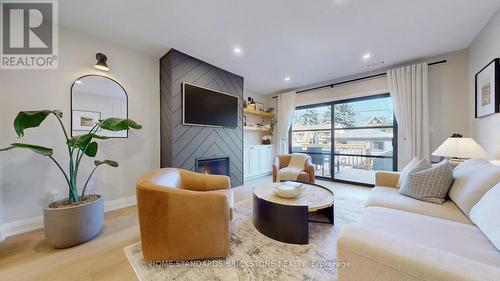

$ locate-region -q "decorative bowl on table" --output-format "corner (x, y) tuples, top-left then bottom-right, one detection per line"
(272, 181), (305, 198)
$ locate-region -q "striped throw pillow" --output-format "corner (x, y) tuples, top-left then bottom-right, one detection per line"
(399, 160), (453, 204)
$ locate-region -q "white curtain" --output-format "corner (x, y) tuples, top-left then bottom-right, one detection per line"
(387, 63), (430, 169)
(276, 90), (297, 155)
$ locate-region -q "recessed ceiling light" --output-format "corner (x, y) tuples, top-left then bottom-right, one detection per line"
(75, 80), (82, 84)
(233, 47), (242, 54)
(363, 53), (371, 60)
(284, 77), (291, 81)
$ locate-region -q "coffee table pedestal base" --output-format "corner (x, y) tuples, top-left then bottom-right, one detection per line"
(252, 195), (309, 244)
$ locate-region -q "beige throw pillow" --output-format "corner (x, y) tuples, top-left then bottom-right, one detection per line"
(399, 160), (454, 204)
(449, 159), (500, 216)
(396, 157), (419, 188)
(470, 183), (500, 251)
(288, 153), (309, 169)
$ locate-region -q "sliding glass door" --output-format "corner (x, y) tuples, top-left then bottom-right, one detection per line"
(291, 105), (332, 178)
(290, 94), (397, 186)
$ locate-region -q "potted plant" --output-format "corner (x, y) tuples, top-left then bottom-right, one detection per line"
(0, 110), (141, 248)
(260, 115), (276, 144)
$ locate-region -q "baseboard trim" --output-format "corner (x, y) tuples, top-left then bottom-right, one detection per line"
(0, 195), (137, 242)
(104, 195), (137, 212)
(0, 215), (43, 242)
(244, 171), (272, 182)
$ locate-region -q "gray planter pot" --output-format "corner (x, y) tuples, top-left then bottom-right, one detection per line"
(44, 195), (104, 248)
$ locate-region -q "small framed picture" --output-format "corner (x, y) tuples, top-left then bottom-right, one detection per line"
(255, 102), (265, 112)
(475, 58), (500, 118)
(72, 110), (101, 132)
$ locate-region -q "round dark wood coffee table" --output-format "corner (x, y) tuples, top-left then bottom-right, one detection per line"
(252, 182), (335, 244)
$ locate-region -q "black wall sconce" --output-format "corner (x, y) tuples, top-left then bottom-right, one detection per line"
(94, 53), (109, 71)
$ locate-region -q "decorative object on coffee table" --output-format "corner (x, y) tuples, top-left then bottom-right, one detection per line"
(253, 182), (334, 244)
(272, 181), (305, 198)
(475, 58), (499, 118)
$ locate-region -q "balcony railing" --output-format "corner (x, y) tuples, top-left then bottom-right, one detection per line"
(291, 142), (393, 183)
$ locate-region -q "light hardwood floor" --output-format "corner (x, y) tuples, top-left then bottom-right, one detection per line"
(0, 176), (369, 281)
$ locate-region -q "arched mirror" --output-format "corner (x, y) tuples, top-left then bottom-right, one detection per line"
(71, 75), (128, 138)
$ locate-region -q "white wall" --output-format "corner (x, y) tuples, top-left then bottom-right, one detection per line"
(427, 50), (470, 160)
(296, 76), (388, 107)
(468, 8), (500, 160)
(295, 50), (470, 165)
(0, 28), (160, 236)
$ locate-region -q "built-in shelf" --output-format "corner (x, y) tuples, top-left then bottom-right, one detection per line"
(244, 126), (270, 131)
(244, 108), (274, 117)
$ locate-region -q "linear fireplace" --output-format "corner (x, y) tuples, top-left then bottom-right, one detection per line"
(195, 156), (230, 176)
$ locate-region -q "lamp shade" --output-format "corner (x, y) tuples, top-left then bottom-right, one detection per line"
(432, 138), (489, 159)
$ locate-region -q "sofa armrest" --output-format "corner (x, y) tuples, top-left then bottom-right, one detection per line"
(337, 225), (500, 281)
(304, 158), (315, 183)
(375, 171), (400, 188)
(136, 183), (230, 261)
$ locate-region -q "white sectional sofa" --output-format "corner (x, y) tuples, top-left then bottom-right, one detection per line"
(337, 160), (500, 281)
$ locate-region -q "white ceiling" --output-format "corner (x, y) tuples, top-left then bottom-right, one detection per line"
(59, 0), (500, 94)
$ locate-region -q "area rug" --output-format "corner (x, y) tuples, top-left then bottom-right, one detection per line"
(124, 191), (365, 281)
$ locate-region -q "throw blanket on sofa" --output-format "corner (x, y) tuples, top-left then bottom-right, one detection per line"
(277, 153), (309, 182)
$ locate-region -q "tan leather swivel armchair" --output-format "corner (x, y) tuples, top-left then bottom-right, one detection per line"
(136, 168), (232, 262)
(273, 154), (315, 184)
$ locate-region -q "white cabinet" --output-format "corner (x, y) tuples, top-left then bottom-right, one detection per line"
(249, 148), (259, 175)
(243, 148), (250, 176)
(244, 145), (273, 180)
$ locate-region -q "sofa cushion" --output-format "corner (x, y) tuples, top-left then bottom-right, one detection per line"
(399, 160), (454, 204)
(396, 157), (419, 188)
(470, 183), (500, 251)
(366, 186), (472, 224)
(337, 224), (500, 281)
(358, 206), (500, 267)
(449, 159), (500, 216)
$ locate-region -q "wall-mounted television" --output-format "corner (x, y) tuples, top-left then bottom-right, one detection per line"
(182, 83), (239, 127)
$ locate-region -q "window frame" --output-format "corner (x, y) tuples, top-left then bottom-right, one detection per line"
(289, 93), (398, 187)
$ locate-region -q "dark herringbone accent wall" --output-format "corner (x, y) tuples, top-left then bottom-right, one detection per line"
(160, 49), (244, 187)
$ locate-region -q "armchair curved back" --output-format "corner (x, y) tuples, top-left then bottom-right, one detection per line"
(136, 168), (232, 261)
(137, 168), (231, 192)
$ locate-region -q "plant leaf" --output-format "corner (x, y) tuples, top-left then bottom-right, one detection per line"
(99, 118), (142, 131)
(0, 143), (53, 156)
(67, 134), (108, 149)
(14, 110), (60, 137)
(67, 134), (92, 148)
(94, 159), (119, 167)
(84, 142), (98, 157)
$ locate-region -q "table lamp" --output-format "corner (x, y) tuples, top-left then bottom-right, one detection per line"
(432, 133), (489, 166)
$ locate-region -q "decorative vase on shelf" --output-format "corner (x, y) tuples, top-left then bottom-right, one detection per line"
(262, 135), (272, 145)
